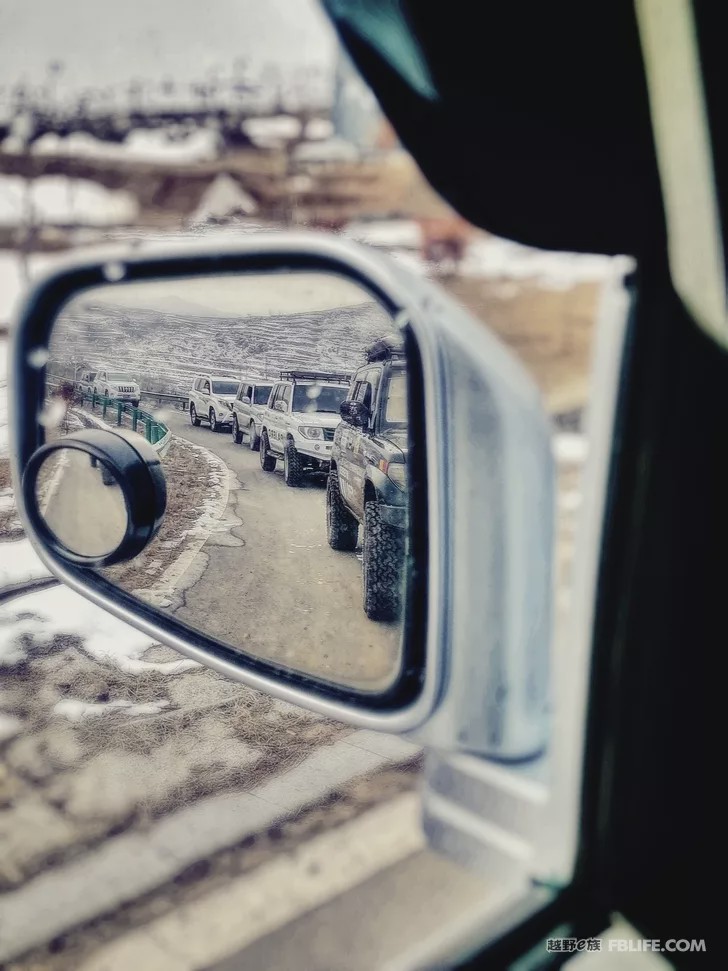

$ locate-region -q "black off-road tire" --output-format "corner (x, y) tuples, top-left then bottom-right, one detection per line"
(260, 431), (277, 471)
(248, 421), (260, 451)
(190, 403), (201, 426)
(232, 415), (243, 444)
(283, 440), (304, 487)
(209, 409), (219, 432)
(326, 471), (358, 550)
(362, 500), (403, 622)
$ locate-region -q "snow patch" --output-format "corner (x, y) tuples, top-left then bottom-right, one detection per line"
(0, 712), (22, 743)
(553, 433), (589, 465)
(0, 538), (52, 589)
(54, 698), (170, 722)
(0, 584), (199, 673)
(0, 175), (139, 228)
(461, 235), (616, 289)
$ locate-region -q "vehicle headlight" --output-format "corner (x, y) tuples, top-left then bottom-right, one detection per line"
(382, 461), (407, 490)
(298, 426), (324, 440)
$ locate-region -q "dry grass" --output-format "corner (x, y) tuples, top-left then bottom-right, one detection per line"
(442, 276), (600, 412)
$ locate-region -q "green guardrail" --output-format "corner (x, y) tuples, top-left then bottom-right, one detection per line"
(80, 391), (170, 449)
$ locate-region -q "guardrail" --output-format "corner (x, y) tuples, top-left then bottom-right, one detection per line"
(140, 390), (189, 411)
(79, 391), (171, 453)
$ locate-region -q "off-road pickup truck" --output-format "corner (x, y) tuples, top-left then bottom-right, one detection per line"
(258, 370), (351, 486)
(326, 335), (408, 621)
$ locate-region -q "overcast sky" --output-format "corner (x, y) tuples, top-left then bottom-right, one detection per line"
(0, 0), (336, 100)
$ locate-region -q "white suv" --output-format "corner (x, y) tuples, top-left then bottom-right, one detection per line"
(189, 375), (239, 432)
(231, 378), (274, 450)
(94, 368), (140, 407)
(259, 370), (351, 486)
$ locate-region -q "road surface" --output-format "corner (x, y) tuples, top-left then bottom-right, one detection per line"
(158, 410), (402, 692)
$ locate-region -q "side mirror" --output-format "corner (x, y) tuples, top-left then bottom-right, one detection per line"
(340, 400), (370, 427)
(9, 233), (554, 765)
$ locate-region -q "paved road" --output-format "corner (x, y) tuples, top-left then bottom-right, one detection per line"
(39, 449), (128, 557)
(161, 410), (402, 692)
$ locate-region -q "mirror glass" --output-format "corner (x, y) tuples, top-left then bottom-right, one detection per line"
(34, 447), (129, 557)
(42, 271), (413, 694)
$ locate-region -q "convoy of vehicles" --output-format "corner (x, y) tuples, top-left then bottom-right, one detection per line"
(73, 344), (407, 622)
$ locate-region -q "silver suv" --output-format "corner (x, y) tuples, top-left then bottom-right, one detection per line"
(231, 378), (274, 451)
(94, 368), (141, 408)
(259, 370), (351, 486)
(188, 375), (239, 432)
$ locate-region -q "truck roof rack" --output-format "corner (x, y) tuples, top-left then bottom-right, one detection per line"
(365, 333), (406, 362)
(279, 369), (352, 384)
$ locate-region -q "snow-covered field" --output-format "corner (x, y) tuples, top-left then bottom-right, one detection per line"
(48, 294), (392, 393)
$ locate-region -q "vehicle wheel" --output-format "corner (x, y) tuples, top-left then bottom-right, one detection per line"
(283, 440), (304, 487)
(209, 409), (218, 432)
(362, 500), (403, 622)
(248, 421), (260, 451)
(326, 471), (358, 550)
(259, 431), (276, 472)
(190, 403), (201, 426)
(232, 415), (243, 444)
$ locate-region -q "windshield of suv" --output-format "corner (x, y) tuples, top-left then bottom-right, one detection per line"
(383, 370), (407, 426)
(211, 380), (239, 395)
(292, 383), (348, 414)
(254, 385), (273, 405)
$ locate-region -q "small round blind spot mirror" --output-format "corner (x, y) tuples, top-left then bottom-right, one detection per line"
(34, 447), (128, 558)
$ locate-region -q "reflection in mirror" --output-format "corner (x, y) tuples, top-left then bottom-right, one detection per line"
(35, 448), (128, 558)
(44, 272), (412, 693)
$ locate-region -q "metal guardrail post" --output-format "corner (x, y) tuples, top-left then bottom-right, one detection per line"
(102, 397), (108, 419)
(144, 417), (152, 443)
(116, 402), (123, 425)
(132, 408), (139, 432)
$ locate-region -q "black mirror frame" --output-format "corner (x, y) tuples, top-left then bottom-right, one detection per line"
(10, 241), (430, 716)
(22, 428), (167, 568)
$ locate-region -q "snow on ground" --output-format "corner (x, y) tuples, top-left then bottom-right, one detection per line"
(0, 538), (52, 588)
(0, 175), (139, 228)
(30, 127), (221, 164)
(553, 432), (589, 464)
(460, 234), (616, 289)
(54, 697), (170, 722)
(0, 583), (199, 673)
(242, 115), (302, 147)
(0, 711), (22, 742)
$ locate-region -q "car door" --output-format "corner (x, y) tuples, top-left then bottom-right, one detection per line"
(349, 373), (377, 519)
(200, 379), (212, 415)
(265, 384), (285, 451)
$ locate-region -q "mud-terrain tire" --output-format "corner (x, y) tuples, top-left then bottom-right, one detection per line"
(283, 440), (304, 487)
(362, 500), (403, 622)
(248, 421), (260, 451)
(132, 399), (140, 408)
(326, 471), (358, 550)
(209, 409), (219, 432)
(190, 403), (201, 426)
(232, 415), (243, 444)
(260, 431), (277, 471)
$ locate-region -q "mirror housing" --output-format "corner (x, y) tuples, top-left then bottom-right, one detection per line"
(10, 232), (554, 761)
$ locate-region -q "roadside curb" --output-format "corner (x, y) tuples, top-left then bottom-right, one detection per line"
(0, 731), (422, 963)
